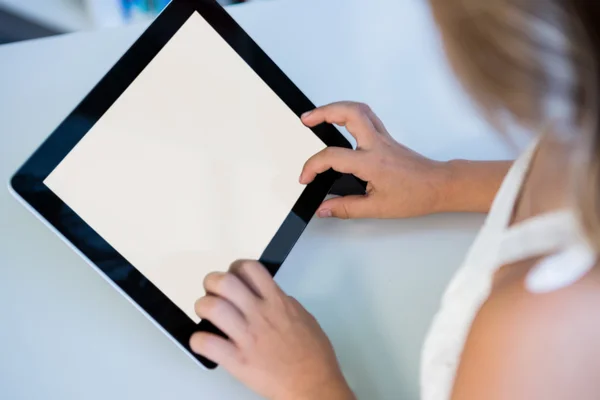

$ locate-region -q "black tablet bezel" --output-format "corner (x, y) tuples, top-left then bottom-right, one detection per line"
(10, 0), (353, 370)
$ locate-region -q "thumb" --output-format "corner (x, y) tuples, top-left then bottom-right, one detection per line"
(317, 195), (374, 219)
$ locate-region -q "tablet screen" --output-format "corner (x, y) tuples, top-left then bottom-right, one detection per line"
(43, 12), (324, 322)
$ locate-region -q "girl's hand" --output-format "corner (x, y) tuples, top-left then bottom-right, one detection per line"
(301, 101), (512, 218)
(300, 101), (449, 219)
(190, 260), (354, 400)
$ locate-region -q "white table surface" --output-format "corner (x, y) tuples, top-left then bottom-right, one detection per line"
(0, 0), (515, 399)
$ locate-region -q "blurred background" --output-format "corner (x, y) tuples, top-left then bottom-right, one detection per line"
(0, 0), (247, 44)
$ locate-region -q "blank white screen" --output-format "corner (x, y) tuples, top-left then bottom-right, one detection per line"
(44, 12), (324, 322)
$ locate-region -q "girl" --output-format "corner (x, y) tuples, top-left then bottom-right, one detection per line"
(189, 1), (600, 398)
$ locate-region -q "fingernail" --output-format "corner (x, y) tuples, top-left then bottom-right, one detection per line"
(301, 111), (312, 119)
(299, 173), (305, 184)
(318, 209), (332, 218)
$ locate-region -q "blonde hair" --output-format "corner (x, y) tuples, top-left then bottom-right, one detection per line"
(429, 0), (600, 249)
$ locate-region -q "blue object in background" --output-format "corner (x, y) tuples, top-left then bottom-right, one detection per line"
(155, 0), (173, 11)
(121, 0), (172, 20)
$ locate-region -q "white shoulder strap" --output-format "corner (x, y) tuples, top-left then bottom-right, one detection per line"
(496, 209), (596, 293)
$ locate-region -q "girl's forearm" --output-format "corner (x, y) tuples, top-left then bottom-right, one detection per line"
(437, 160), (513, 214)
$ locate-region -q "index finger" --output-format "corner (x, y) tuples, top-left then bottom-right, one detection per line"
(301, 101), (377, 146)
(229, 260), (281, 300)
(300, 147), (366, 184)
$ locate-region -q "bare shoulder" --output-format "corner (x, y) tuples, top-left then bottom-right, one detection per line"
(451, 263), (600, 400)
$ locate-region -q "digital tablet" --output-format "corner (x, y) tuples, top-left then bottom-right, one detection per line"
(9, 0), (357, 370)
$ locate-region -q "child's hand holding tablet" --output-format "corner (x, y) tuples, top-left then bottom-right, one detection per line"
(190, 260), (354, 400)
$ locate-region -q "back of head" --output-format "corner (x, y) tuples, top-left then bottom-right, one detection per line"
(428, 0), (600, 249)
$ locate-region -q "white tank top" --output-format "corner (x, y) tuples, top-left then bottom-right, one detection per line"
(420, 141), (597, 399)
